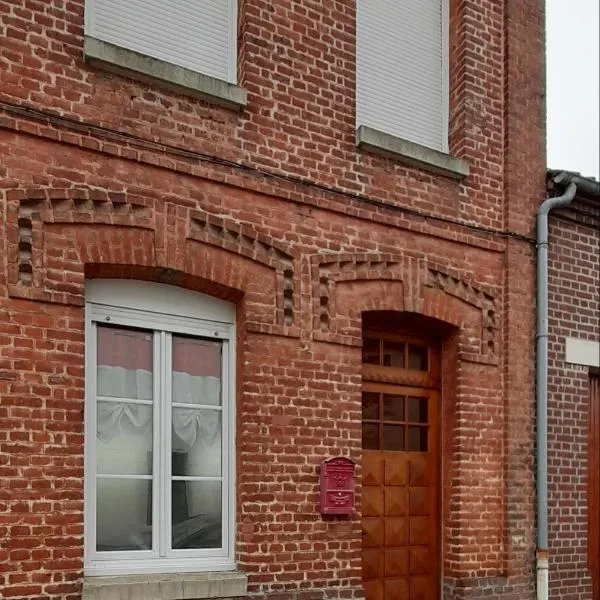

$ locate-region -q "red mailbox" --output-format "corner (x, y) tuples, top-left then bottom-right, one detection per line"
(319, 456), (356, 515)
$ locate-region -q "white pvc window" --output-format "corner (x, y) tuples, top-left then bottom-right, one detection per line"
(85, 0), (238, 84)
(356, 0), (449, 153)
(84, 280), (236, 575)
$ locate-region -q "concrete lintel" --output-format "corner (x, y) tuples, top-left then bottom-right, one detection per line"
(82, 571), (248, 600)
(356, 125), (470, 181)
(565, 337), (600, 367)
(84, 37), (247, 111)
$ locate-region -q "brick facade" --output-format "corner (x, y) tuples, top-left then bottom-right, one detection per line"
(0, 1), (546, 599)
(547, 191), (600, 600)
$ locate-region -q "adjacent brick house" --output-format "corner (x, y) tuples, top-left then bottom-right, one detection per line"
(0, 1), (547, 599)
(545, 172), (600, 600)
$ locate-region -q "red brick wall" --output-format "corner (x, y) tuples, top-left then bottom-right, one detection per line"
(547, 201), (600, 600)
(0, 1), (545, 599)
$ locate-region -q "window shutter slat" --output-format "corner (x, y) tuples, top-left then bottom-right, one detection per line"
(356, 0), (448, 153)
(86, 0), (236, 83)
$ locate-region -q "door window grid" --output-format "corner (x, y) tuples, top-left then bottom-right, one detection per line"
(362, 392), (429, 452)
(362, 338), (429, 372)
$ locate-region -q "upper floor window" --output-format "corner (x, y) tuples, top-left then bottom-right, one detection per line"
(356, 0), (449, 153)
(84, 0), (238, 84)
(84, 280), (236, 576)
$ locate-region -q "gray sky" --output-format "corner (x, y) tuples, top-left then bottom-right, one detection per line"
(547, 0), (600, 178)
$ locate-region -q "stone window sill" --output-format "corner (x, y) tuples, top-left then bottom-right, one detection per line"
(81, 571), (248, 600)
(356, 125), (470, 181)
(84, 37), (247, 111)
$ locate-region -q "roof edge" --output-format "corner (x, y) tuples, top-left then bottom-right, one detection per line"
(547, 169), (600, 201)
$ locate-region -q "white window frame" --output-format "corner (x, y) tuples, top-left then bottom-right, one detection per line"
(84, 280), (236, 576)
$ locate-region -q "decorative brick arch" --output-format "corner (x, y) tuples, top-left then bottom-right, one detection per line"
(311, 252), (499, 363)
(5, 187), (299, 336)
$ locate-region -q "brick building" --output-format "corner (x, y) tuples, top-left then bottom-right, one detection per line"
(545, 171), (599, 600)
(0, 1), (547, 600)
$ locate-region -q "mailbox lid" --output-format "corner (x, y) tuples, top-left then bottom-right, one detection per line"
(321, 456), (355, 474)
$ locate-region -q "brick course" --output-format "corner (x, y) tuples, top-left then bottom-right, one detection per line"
(0, 1), (546, 599)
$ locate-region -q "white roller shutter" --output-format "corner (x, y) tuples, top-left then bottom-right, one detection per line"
(85, 0), (237, 83)
(356, 0), (448, 153)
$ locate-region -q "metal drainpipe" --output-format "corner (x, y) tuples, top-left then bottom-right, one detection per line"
(535, 180), (577, 600)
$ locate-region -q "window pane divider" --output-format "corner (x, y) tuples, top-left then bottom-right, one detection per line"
(171, 476), (223, 482)
(220, 340), (230, 559)
(152, 331), (161, 558)
(159, 331), (169, 558)
(97, 396), (153, 405)
(171, 402), (223, 410)
(97, 474), (153, 480)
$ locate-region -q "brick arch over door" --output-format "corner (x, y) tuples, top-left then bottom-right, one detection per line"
(312, 252), (500, 364)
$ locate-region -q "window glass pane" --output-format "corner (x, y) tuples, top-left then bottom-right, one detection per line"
(97, 402), (152, 475)
(172, 481), (222, 549)
(407, 397), (428, 424)
(383, 424), (405, 451)
(172, 336), (222, 406)
(96, 478), (152, 551)
(383, 341), (405, 368)
(383, 394), (405, 421)
(407, 426), (428, 452)
(172, 408), (222, 477)
(362, 391), (379, 420)
(362, 337), (380, 365)
(97, 326), (153, 400)
(408, 345), (428, 371)
(362, 423), (380, 450)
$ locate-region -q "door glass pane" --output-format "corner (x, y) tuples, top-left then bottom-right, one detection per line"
(407, 397), (428, 424)
(172, 336), (222, 406)
(97, 326), (153, 399)
(407, 426), (428, 451)
(383, 394), (405, 421)
(97, 402), (152, 475)
(362, 337), (380, 365)
(408, 345), (428, 371)
(172, 408), (222, 477)
(383, 424), (405, 451)
(362, 423), (380, 450)
(172, 481), (222, 549)
(96, 478), (152, 551)
(362, 392), (379, 420)
(383, 341), (405, 368)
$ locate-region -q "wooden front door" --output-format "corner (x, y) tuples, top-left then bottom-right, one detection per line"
(361, 332), (440, 600)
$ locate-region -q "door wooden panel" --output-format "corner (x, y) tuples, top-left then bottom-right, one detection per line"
(361, 332), (440, 600)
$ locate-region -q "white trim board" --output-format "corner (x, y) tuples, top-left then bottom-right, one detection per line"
(564, 337), (600, 367)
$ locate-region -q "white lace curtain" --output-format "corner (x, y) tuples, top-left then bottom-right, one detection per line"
(97, 366), (221, 451)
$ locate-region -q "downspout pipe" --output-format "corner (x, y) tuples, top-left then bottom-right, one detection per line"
(535, 180), (577, 600)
